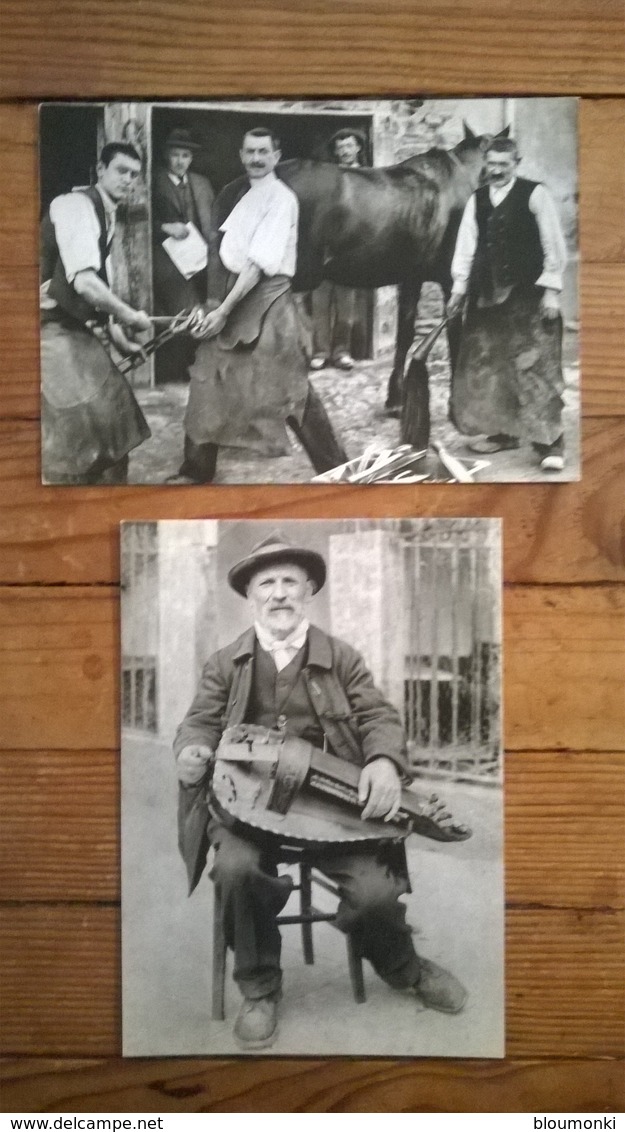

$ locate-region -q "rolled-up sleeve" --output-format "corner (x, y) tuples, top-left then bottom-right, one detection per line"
(49, 193), (102, 284)
(450, 195), (478, 295)
(248, 192), (298, 277)
(530, 184), (568, 292)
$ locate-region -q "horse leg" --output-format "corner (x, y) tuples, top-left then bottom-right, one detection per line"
(384, 280), (421, 416)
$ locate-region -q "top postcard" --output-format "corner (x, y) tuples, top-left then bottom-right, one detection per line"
(39, 97), (579, 485)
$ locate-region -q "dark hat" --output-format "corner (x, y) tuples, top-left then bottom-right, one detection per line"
(328, 127), (367, 152)
(163, 128), (201, 151)
(228, 532), (326, 597)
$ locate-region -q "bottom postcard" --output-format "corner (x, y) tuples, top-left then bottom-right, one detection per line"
(121, 518), (504, 1057)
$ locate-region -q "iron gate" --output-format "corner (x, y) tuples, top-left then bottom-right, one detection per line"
(400, 520), (501, 782)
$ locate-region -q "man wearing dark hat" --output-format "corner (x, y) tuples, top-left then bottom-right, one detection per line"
(310, 128), (367, 373)
(152, 128), (214, 383)
(174, 532), (467, 1049)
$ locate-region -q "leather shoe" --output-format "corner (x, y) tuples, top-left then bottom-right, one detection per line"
(414, 959), (467, 1014)
(468, 434), (519, 454)
(333, 352), (354, 371)
(234, 992), (280, 1049)
(310, 354), (327, 371)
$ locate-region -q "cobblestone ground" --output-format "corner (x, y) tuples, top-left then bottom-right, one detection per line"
(130, 284), (580, 485)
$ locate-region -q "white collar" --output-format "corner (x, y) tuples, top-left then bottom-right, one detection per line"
(489, 176), (517, 203)
(255, 618), (309, 654)
(95, 184), (118, 216)
(168, 172), (188, 186)
(247, 171), (278, 192)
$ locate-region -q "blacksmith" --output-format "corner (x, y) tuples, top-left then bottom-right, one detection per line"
(175, 127), (346, 483)
(310, 128), (366, 373)
(152, 128), (214, 383)
(447, 136), (568, 473)
(40, 142), (151, 484)
(174, 533), (467, 1050)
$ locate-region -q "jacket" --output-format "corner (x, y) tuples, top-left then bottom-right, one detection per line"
(152, 167), (214, 244)
(175, 624), (410, 893)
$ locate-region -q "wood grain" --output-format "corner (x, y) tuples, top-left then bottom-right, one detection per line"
(1, 904), (622, 1057)
(1, 750), (623, 908)
(0, 1056), (623, 1114)
(1, 584), (623, 752)
(1, 0), (624, 98)
(0, 418), (623, 586)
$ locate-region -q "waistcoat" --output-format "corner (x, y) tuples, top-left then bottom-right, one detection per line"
(246, 641), (328, 750)
(40, 186), (112, 326)
(470, 178), (544, 302)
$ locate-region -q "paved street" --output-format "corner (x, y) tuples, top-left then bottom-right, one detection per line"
(122, 734), (504, 1059)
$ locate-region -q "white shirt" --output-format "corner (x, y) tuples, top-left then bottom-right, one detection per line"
(255, 619), (309, 672)
(219, 173), (298, 278)
(167, 172), (188, 187)
(451, 178), (567, 295)
(41, 185), (116, 309)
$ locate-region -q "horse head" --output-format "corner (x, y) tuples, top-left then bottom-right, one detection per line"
(454, 122), (511, 188)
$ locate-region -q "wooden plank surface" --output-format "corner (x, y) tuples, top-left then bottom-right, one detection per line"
(0, 0), (624, 1112)
(1, 0), (624, 98)
(1, 750), (623, 908)
(1, 1056), (623, 1114)
(0, 419), (623, 586)
(1, 904), (623, 1057)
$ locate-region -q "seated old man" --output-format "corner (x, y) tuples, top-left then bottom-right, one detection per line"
(174, 533), (467, 1049)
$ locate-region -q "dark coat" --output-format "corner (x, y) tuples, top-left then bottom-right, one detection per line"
(175, 624), (410, 893)
(152, 167), (215, 314)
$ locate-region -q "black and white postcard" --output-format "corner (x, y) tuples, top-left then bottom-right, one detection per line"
(121, 518), (504, 1057)
(40, 97), (579, 485)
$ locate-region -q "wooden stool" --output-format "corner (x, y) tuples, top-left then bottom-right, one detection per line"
(211, 854), (366, 1021)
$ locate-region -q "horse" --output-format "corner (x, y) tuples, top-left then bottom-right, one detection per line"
(211, 125), (508, 414)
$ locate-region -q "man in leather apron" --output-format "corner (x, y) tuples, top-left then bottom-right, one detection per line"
(172, 127), (346, 484)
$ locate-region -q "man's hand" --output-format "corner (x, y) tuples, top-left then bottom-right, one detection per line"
(540, 289), (560, 321)
(358, 757), (402, 822)
(446, 292), (465, 320)
(190, 306), (227, 340)
(108, 320), (148, 357)
(176, 744), (213, 786)
(125, 309), (153, 334)
(162, 222), (189, 240)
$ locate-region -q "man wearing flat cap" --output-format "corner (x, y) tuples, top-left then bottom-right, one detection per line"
(152, 128), (215, 382)
(174, 532), (466, 1050)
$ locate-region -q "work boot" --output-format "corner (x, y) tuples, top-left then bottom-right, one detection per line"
(233, 992), (281, 1049)
(413, 959), (467, 1014)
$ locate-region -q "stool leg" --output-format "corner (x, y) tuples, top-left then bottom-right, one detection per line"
(299, 863), (314, 965)
(347, 935), (366, 1003)
(212, 883), (226, 1021)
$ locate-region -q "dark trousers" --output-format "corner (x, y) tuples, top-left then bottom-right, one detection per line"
(179, 383), (347, 482)
(208, 819), (421, 1001)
